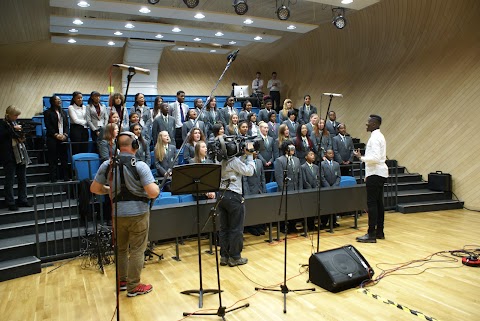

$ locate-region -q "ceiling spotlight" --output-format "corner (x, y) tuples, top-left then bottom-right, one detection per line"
(178, 47), (185, 51)
(68, 39), (76, 43)
(276, 5), (290, 20)
(69, 28), (78, 33)
(341, 0), (353, 4)
(254, 36), (262, 41)
(125, 22), (135, 29)
(114, 31), (123, 35)
(286, 25), (296, 30)
(194, 13), (205, 19)
(139, 7), (151, 13)
(210, 50), (216, 53)
(215, 32), (224, 37)
(193, 37), (201, 41)
(229, 41), (237, 45)
(147, 0), (160, 4)
(155, 34), (164, 38)
(183, 0), (199, 8)
(77, 1), (90, 8)
(233, 0), (248, 15)
(108, 41), (116, 46)
(332, 7), (347, 29)
(243, 18), (253, 25)
(73, 19), (83, 25)
(172, 27), (181, 32)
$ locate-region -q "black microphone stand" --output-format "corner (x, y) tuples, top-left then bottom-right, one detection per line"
(184, 179), (249, 320)
(110, 68), (136, 321)
(255, 169), (315, 313)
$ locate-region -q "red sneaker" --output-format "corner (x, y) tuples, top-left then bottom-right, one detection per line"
(119, 281), (127, 291)
(127, 284), (153, 297)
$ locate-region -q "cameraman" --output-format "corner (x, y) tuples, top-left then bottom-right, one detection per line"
(217, 137), (255, 267)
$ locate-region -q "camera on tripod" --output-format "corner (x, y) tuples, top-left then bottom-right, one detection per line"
(207, 135), (264, 162)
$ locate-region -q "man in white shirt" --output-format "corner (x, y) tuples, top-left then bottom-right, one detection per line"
(251, 72), (264, 94)
(353, 115), (388, 243)
(267, 72), (282, 112)
(169, 90), (189, 149)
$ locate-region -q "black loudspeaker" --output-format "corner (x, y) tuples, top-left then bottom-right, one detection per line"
(309, 245), (374, 292)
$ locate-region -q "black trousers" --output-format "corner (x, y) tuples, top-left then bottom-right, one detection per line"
(70, 124), (89, 155)
(218, 190), (245, 259)
(46, 137), (69, 181)
(270, 91), (281, 112)
(366, 175), (387, 235)
(175, 127), (183, 149)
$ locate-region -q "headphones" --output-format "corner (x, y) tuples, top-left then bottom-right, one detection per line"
(118, 131), (139, 150)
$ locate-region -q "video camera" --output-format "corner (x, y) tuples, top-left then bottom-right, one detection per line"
(207, 135), (264, 162)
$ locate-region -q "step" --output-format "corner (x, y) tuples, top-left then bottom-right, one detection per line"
(0, 172), (51, 185)
(0, 163), (49, 176)
(0, 190), (68, 208)
(0, 215), (80, 240)
(395, 189), (449, 204)
(0, 201), (79, 225)
(386, 181), (429, 191)
(397, 200), (464, 214)
(0, 183), (45, 198)
(0, 256), (41, 282)
(0, 229), (82, 261)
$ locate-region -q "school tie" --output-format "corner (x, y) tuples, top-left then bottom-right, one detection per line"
(179, 102), (185, 122)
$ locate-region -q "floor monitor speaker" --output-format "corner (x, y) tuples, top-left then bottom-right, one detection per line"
(309, 245), (374, 292)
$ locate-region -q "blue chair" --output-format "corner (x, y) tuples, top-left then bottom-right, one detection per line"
(340, 176), (357, 187)
(154, 196), (180, 206)
(32, 115), (45, 137)
(72, 153), (100, 181)
(179, 194), (195, 203)
(266, 182), (278, 193)
(160, 191), (172, 197)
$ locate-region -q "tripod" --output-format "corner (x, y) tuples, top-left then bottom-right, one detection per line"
(184, 182), (249, 320)
(171, 163), (222, 308)
(256, 170), (315, 313)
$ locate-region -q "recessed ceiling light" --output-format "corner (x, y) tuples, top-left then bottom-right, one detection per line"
(114, 31), (123, 36)
(172, 27), (181, 32)
(77, 1), (90, 8)
(215, 32), (224, 37)
(229, 41), (237, 45)
(254, 36), (262, 41)
(68, 39), (76, 43)
(178, 47), (185, 51)
(210, 50), (216, 53)
(69, 28), (78, 33)
(341, 0), (353, 4)
(108, 41), (115, 46)
(125, 23), (135, 29)
(193, 37), (201, 41)
(73, 19), (83, 25)
(243, 19), (253, 25)
(194, 13), (205, 19)
(155, 34), (164, 38)
(139, 7), (151, 14)
(287, 25), (296, 30)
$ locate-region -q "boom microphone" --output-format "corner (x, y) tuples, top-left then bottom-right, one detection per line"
(227, 49), (239, 61)
(113, 64), (151, 75)
(323, 93), (343, 97)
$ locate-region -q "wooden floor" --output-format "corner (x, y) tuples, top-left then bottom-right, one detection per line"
(1, 209), (479, 321)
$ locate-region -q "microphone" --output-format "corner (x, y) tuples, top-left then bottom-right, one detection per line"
(113, 64), (151, 75)
(227, 49), (239, 61)
(322, 93), (343, 97)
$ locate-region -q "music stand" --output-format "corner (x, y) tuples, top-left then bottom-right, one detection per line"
(171, 163), (222, 308)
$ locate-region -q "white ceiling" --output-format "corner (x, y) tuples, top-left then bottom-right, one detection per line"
(47, 0), (382, 53)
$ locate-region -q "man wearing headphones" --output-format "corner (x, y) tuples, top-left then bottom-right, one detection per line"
(218, 137), (255, 267)
(91, 131), (160, 297)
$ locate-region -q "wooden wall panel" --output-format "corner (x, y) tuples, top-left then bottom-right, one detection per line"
(0, 41), (123, 117)
(267, 0), (480, 208)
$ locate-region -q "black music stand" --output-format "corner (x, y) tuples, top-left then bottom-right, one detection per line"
(171, 163), (222, 308)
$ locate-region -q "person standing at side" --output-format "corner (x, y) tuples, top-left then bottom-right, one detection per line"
(90, 132), (160, 297)
(267, 72), (282, 112)
(218, 138), (255, 267)
(353, 115), (388, 243)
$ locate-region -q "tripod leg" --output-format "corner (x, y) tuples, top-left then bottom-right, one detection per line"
(172, 237), (181, 261)
(265, 222), (273, 243)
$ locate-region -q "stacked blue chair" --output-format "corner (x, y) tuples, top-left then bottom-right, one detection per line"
(266, 182), (278, 193)
(72, 153), (101, 181)
(154, 195), (180, 206)
(340, 176), (357, 187)
(179, 194), (195, 203)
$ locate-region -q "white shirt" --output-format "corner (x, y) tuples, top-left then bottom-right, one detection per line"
(171, 101), (189, 128)
(267, 79), (282, 92)
(252, 78), (264, 93)
(361, 129), (388, 178)
(68, 104), (87, 128)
